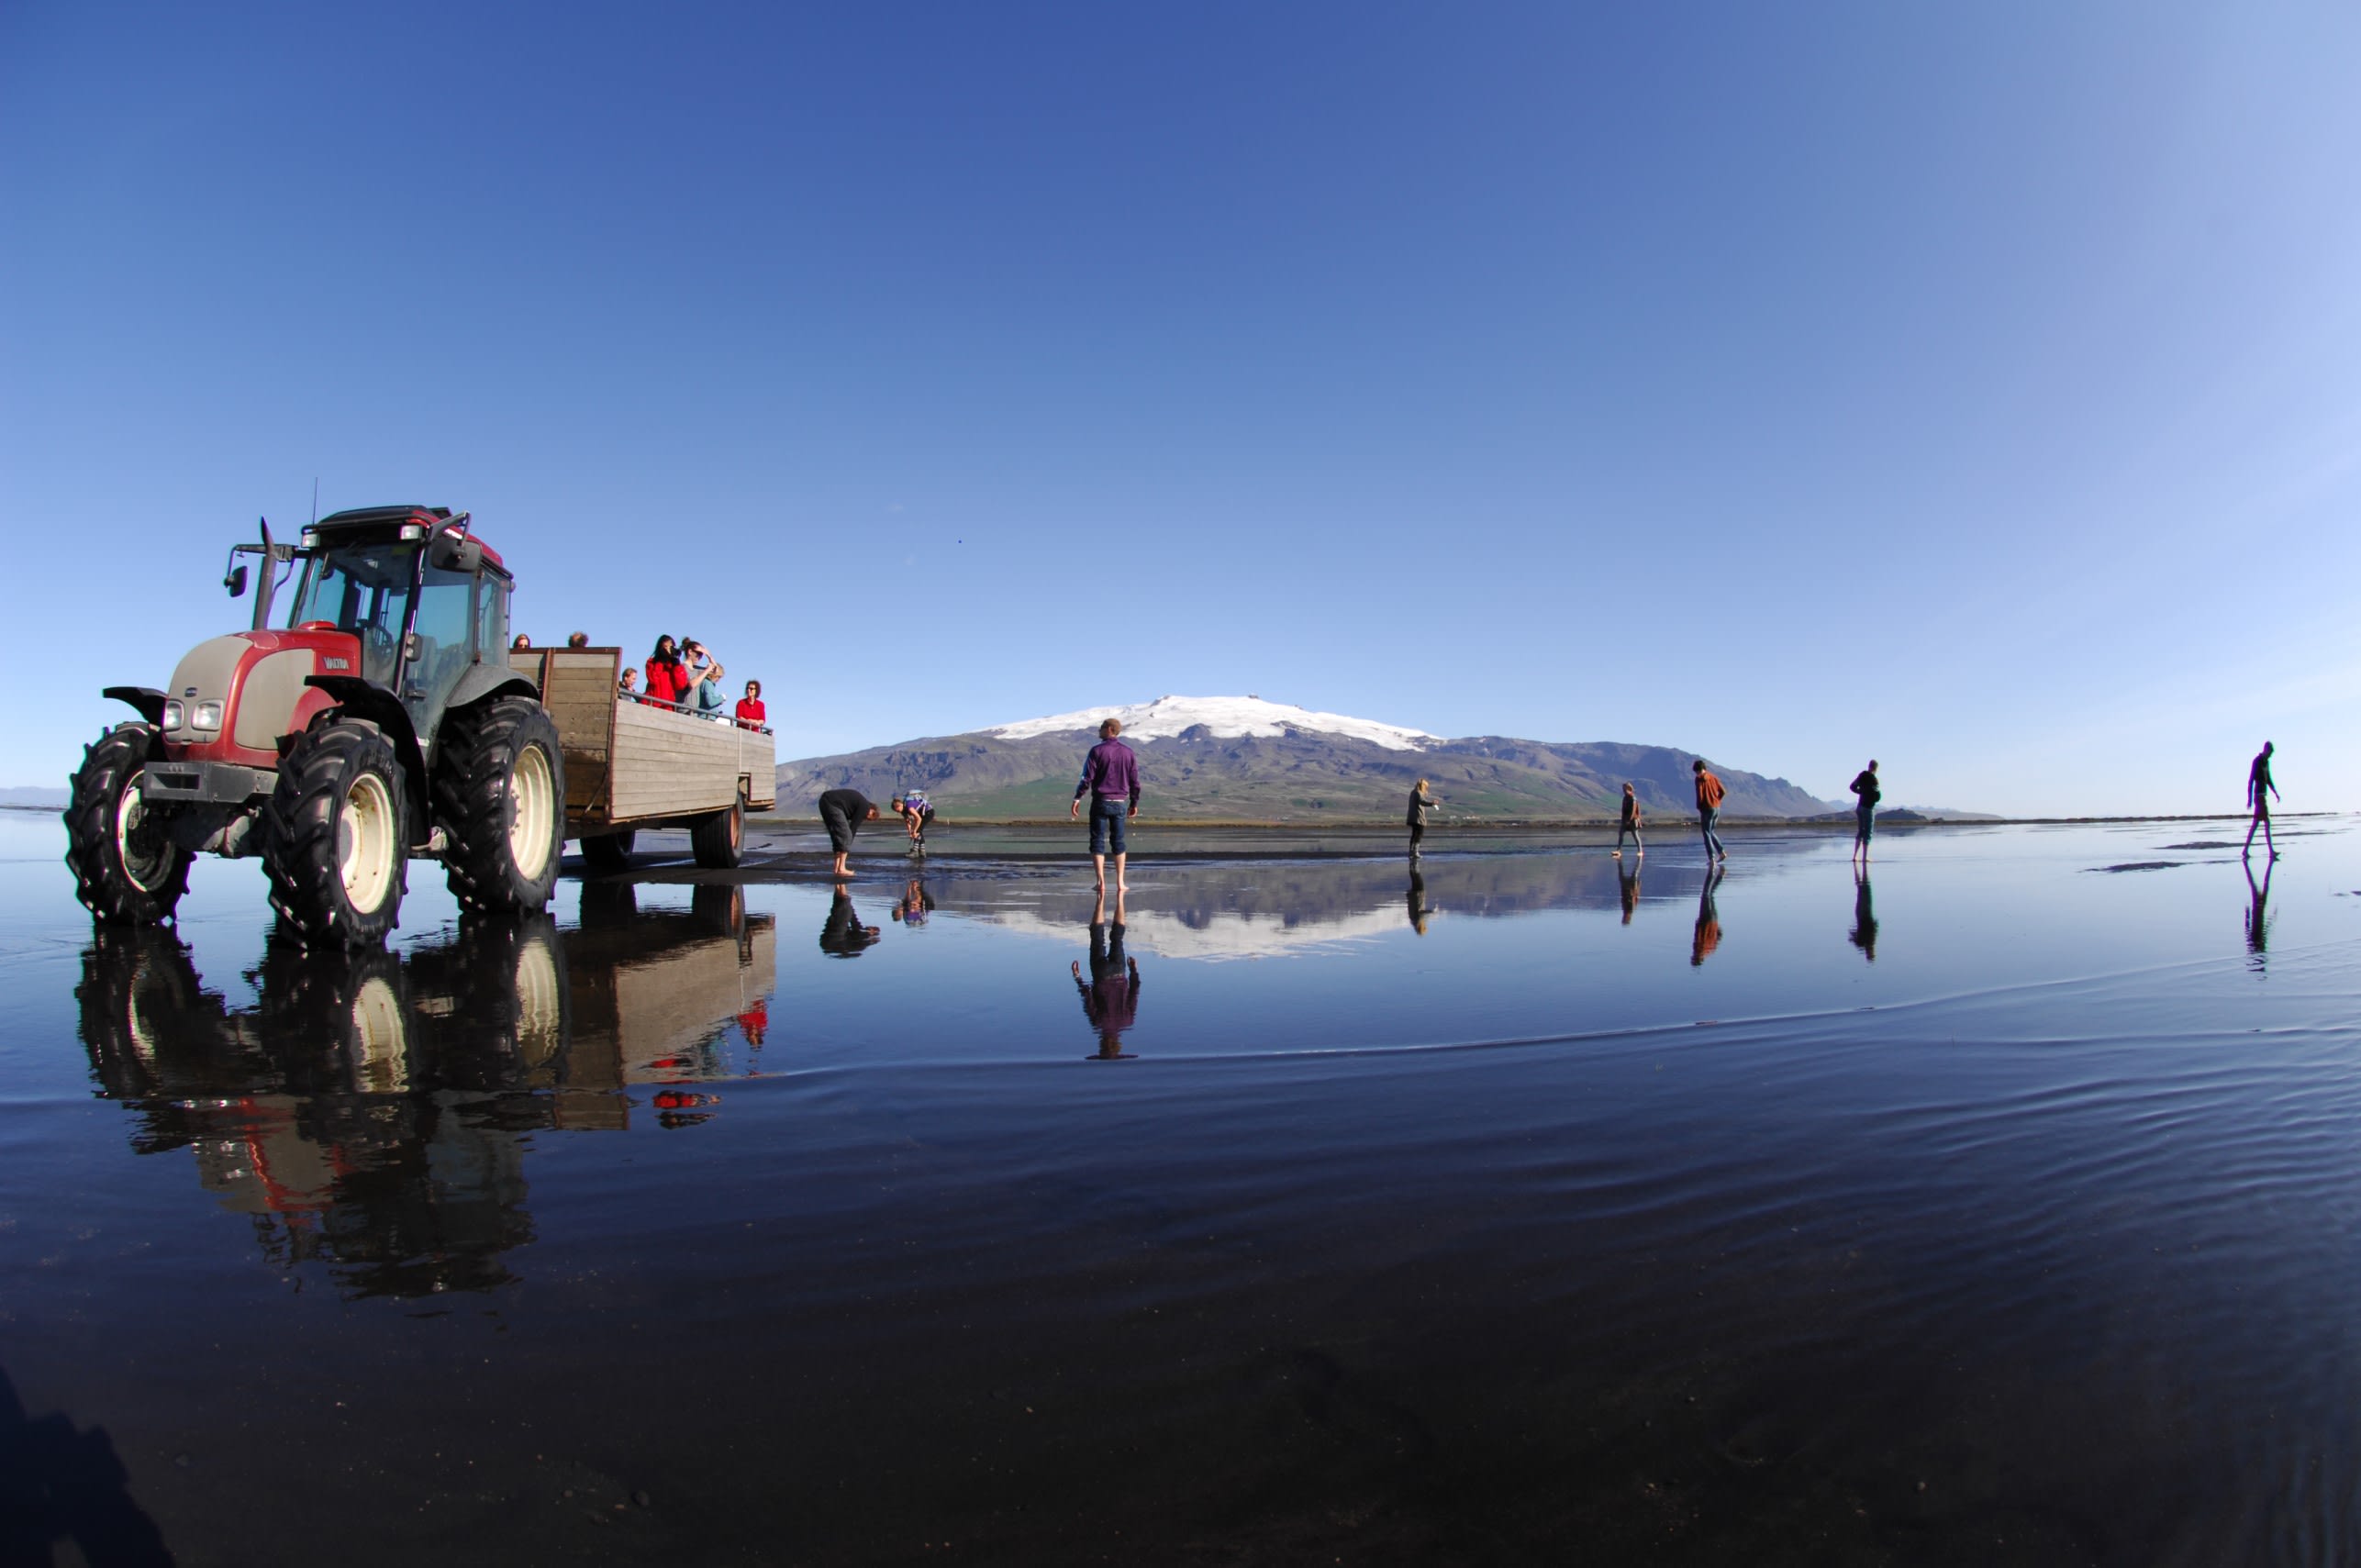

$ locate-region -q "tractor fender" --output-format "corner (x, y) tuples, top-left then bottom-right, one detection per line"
(103, 686), (168, 726)
(302, 676), (432, 844)
(445, 664), (541, 715)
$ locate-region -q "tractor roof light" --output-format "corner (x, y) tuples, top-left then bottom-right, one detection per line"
(300, 528), (319, 548)
(399, 524), (427, 539)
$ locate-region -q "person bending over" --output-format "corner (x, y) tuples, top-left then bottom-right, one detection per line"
(818, 787), (880, 881)
(890, 791), (935, 853)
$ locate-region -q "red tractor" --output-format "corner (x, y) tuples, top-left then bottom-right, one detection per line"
(65, 506), (566, 947)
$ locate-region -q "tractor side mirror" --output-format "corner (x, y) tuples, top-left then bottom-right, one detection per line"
(429, 532), (484, 574)
(225, 564), (250, 598)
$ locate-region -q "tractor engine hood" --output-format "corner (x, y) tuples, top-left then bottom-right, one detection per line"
(161, 628), (364, 768)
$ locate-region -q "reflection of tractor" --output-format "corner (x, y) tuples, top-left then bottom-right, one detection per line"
(64, 505), (774, 947)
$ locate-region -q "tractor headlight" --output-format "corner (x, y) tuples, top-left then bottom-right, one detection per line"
(161, 700), (184, 730)
(192, 701), (223, 731)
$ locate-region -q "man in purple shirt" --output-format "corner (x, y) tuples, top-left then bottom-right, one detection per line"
(1069, 717), (1142, 891)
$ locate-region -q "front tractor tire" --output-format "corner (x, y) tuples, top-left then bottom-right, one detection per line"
(263, 720), (409, 948)
(64, 726), (191, 924)
(435, 696), (566, 916)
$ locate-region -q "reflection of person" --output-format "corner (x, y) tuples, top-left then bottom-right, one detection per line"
(891, 876), (934, 927)
(1405, 865), (1436, 935)
(1618, 862), (1641, 925)
(1848, 868), (1877, 962)
(1690, 865), (1723, 966)
(817, 787), (880, 881)
(2244, 854), (2274, 962)
(1407, 778), (1442, 857)
(1071, 888), (1140, 1058)
(1070, 718), (1142, 892)
(1613, 782), (1643, 860)
(2244, 742), (2279, 860)
(1693, 760), (1728, 862)
(1848, 761), (1881, 864)
(819, 889), (882, 956)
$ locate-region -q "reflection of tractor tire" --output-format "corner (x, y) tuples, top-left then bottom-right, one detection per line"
(435, 916), (571, 1076)
(257, 940), (412, 1095)
(75, 925), (210, 1100)
(690, 797), (744, 870)
(263, 721), (409, 948)
(581, 829), (635, 874)
(690, 883), (748, 940)
(436, 697), (566, 916)
(64, 727), (191, 924)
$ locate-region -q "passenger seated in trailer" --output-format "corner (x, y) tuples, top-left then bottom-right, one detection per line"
(618, 667), (641, 703)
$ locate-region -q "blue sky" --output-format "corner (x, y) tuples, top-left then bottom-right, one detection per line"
(5, 3), (2355, 815)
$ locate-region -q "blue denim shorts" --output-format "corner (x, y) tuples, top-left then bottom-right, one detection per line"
(1089, 796), (1130, 856)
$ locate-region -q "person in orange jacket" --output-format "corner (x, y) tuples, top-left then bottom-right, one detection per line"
(1692, 759), (1728, 862)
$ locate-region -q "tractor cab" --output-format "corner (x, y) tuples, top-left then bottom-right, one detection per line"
(263, 507), (513, 748)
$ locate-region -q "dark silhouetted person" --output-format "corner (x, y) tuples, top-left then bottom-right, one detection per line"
(0, 1365), (174, 1567)
(566, 630), (590, 648)
(1849, 760), (1881, 863)
(1692, 760), (1728, 862)
(1407, 778), (1442, 857)
(1849, 867), (1878, 962)
(1613, 782), (1643, 859)
(2244, 854), (2274, 966)
(1619, 862), (1641, 925)
(818, 787), (880, 881)
(2244, 742), (2279, 860)
(1072, 888), (1140, 1058)
(1070, 717), (1142, 892)
(1690, 865), (1724, 966)
(1406, 864), (1436, 935)
(820, 888), (881, 956)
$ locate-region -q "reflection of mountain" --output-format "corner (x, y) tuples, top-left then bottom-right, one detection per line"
(73, 887), (774, 1299)
(930, 853), (1712, 959)
(779, 695), (1839, 821)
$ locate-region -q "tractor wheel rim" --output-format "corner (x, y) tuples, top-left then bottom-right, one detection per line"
(509, 744), (555, 881)
(514, 937), (562, 1065)
(339, 773), (397, 914)
(115, 773), (169, 891)
(348, 975), (408, 1091)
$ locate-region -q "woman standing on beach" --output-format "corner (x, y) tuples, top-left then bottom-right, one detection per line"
(1407, 779), (1442, 857)
(1613, 783), (1643, 859)
(1848, 760), (1880, 864)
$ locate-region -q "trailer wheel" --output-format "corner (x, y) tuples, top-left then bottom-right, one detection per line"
(690, 796), (743, 870)
(263, 720), (408, 948)
(580, 829), (635, 873)
(435, 696), (566, 916)
(64, 726), (191, 924)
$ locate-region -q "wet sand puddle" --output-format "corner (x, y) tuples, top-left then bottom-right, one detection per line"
(2, 814), (2357, 1563)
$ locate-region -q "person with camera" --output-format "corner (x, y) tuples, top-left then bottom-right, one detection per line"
(681, 638), (729, 720)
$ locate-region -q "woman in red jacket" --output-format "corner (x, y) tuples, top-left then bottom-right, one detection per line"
(644, 635), (689, 708)
(734, 680), (767, 730)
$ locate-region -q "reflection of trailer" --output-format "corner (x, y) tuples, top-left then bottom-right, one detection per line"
(510, 649), (776, 872)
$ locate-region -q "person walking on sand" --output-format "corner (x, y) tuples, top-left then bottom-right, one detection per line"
(817, 786), (880, 881)
(1848, 760), (1881, 864)
(1613, 783), (1643, 859)
(1070, 718), (1142, 892)
(1692, 760), (1728, 862)
(2244, 742), (2280, 860)
(1407, 778), (1442, 857)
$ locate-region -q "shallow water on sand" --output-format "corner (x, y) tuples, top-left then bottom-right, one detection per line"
(4, 812), (2358, 1564)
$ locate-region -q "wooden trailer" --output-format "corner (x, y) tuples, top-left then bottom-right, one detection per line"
(509, 648), (776, 868)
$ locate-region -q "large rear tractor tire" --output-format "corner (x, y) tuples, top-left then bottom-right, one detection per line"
(64, 727), (191, 925)
(580, 829), (635, 874)
(690, 796), (744, 870)
(263, 720), (409, 948)
(435, 697), (566, 917)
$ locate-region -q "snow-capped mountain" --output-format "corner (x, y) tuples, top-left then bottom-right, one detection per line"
(988, 695), (1436, 752)
(778, 695), (1846, 821)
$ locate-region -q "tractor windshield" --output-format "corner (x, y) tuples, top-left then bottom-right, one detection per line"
(286, 544), (418, 687)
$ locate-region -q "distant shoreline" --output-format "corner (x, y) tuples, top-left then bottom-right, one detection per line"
(749, 810), (2342, 830)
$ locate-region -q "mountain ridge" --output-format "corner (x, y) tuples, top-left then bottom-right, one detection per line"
(777, 695), (1846, 820)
